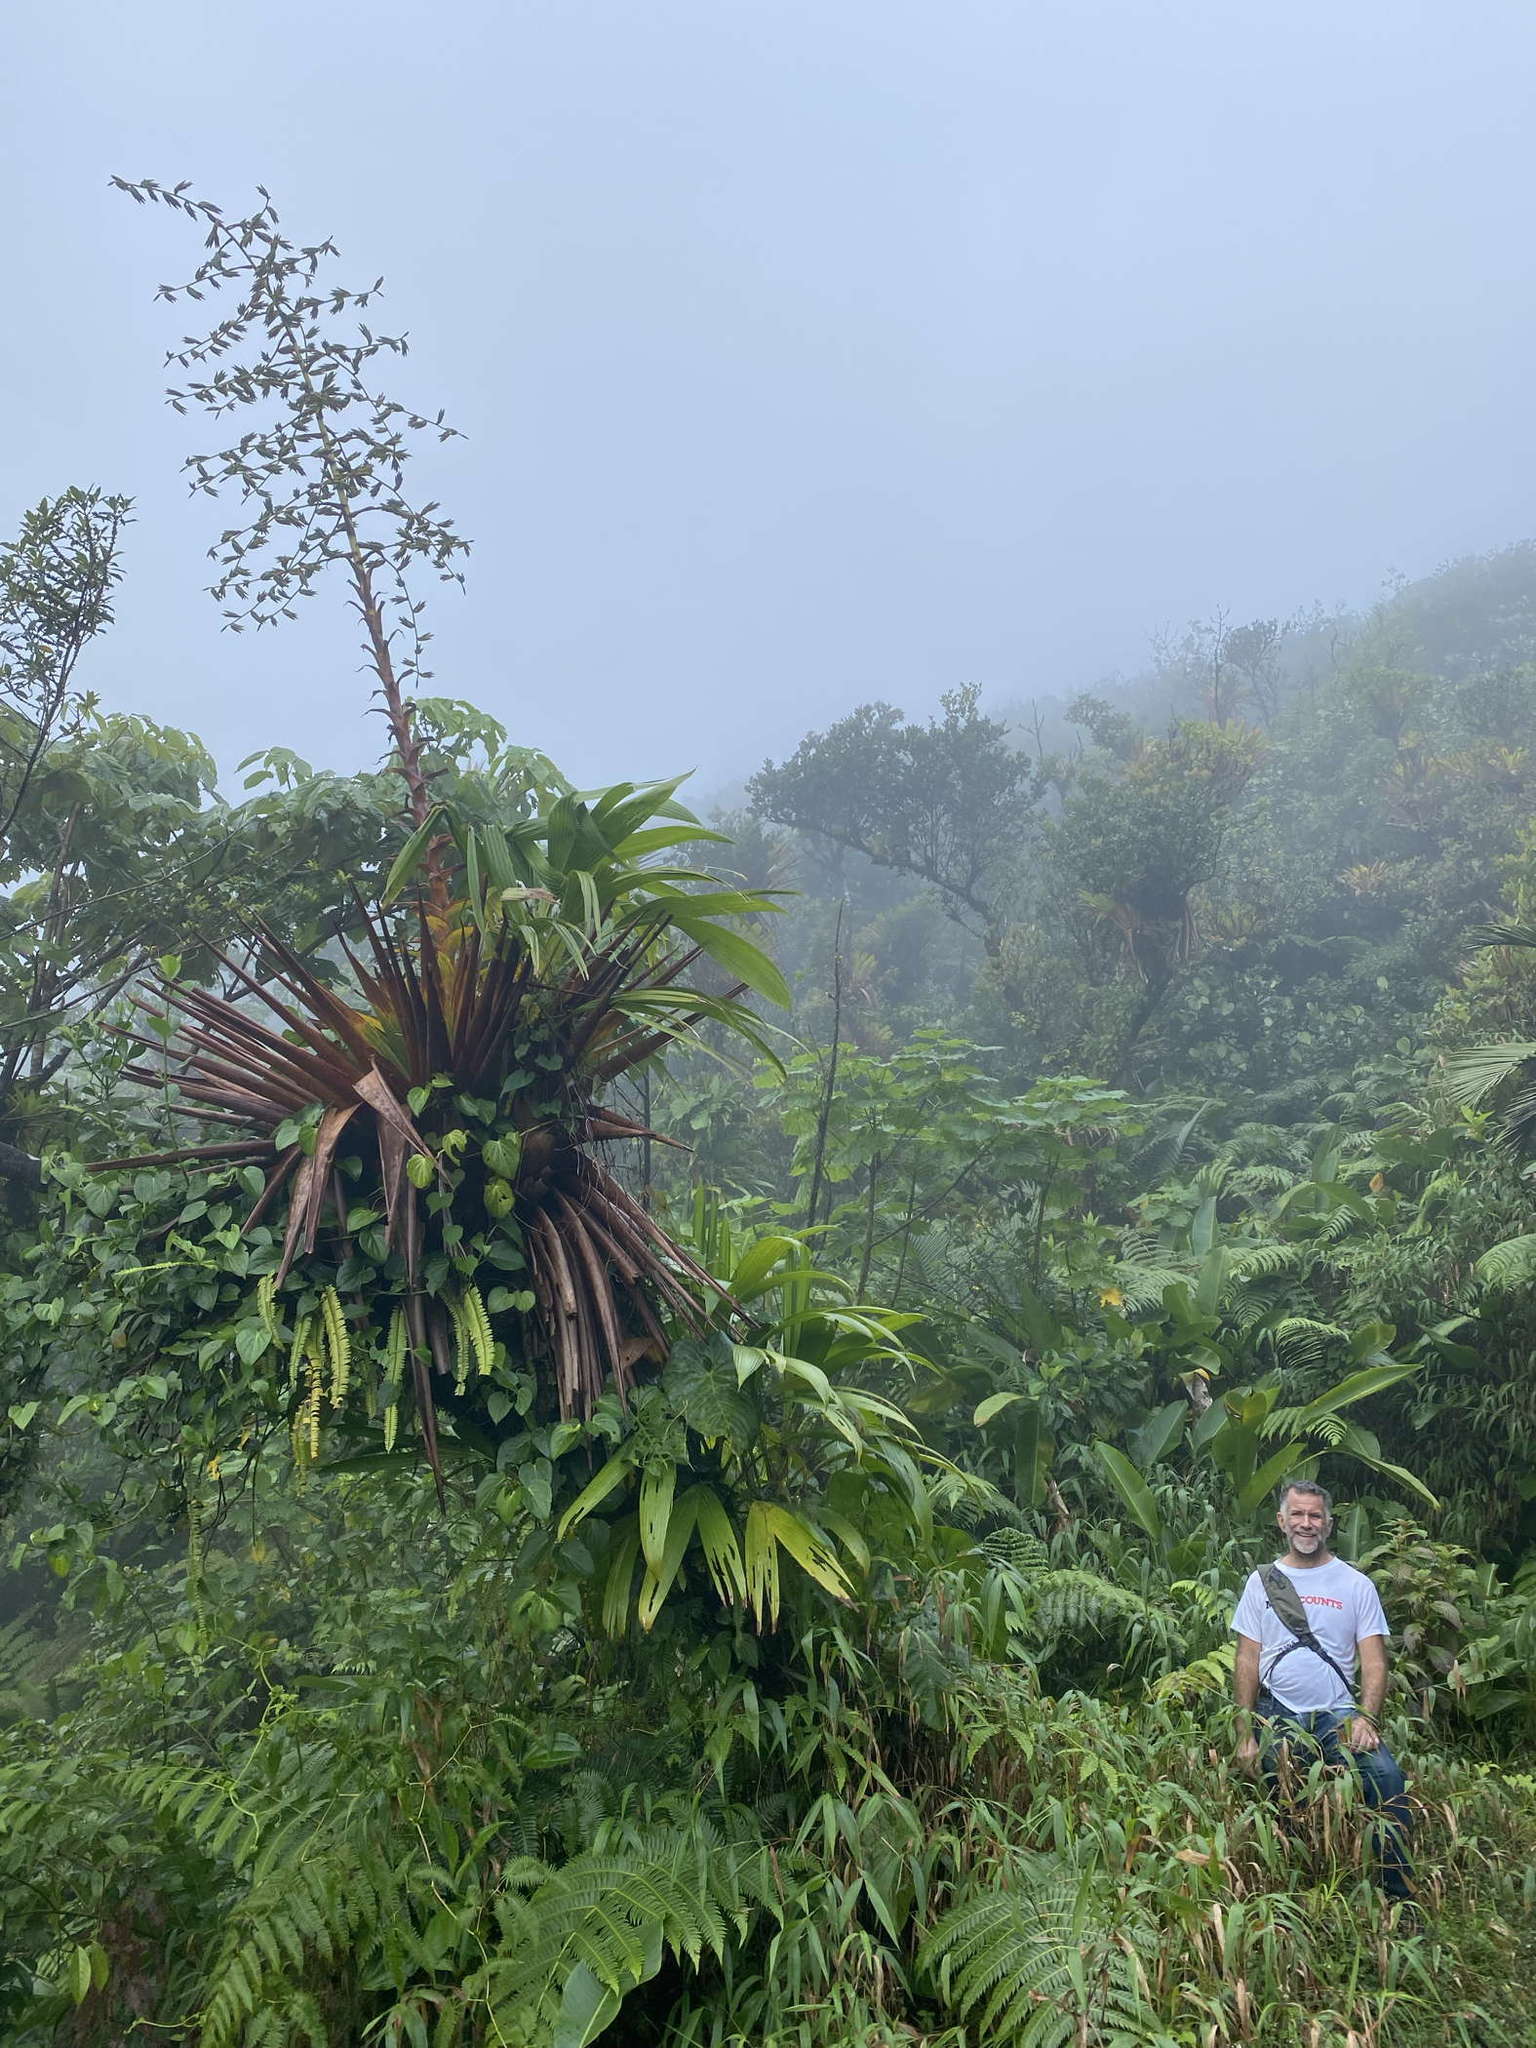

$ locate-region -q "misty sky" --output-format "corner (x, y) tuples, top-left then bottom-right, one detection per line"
(5, 0), (1535, 800)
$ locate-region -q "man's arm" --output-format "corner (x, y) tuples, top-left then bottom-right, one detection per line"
(1348, 1634), (1388, 1751)
(1234, 1633), (1261, 1771)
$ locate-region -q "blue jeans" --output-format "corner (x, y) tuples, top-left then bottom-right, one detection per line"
(1257, 1690), (1414, 1901)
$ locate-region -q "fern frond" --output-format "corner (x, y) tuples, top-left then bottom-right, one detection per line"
(920, 1861), (1163, 2047)
(1264, 1316), (1349, 1369)
(1108, 1262), (1190, 1314)
(1150, 1642), (1236, 1702)
(1227, 1241), (1308, 1281)
(473, 1822), (772, 2044)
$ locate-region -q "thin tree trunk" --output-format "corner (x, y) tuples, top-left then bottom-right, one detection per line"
(857, 1147), (882, 1297)
(804, 900), (844, 1233)
(892, 1154), (922, 1303)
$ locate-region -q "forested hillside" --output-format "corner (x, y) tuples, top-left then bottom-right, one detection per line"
(4, 184), (1536, 2047)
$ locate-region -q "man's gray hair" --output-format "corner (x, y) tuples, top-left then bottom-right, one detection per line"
(1277, 1476), (1332, 1514)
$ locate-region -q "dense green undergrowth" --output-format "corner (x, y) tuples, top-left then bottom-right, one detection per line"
(5, 1475), (1536, 2047)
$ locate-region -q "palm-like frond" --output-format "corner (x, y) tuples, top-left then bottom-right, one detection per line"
(1466, 921), (1536, 953)
(1474, 1233), (1536, 1289)
(1441, 1041), (1536, 1110)
(1129, 1098), (1214, 1185)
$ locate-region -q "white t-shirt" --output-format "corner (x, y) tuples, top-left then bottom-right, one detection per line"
(1231, 1556), (1390, 1713)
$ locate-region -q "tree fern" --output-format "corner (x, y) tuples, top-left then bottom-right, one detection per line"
(198, 1836), (402, 2048)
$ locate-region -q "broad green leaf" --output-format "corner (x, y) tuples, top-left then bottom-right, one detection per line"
(1346, 1320), (1397, 1363)
(1238, 1440), (1310, 1513)
(554, 1962), (622, 2048)
(1208, 1419), (1259, 1495)
(1130, 1398), (1187, 1471)
(1092, 1442), (1163, 1546)
(68, 1945), (92, 2006)
(234, 1322), (271, 1366)
(974, 1391), (1028, 1427)
(1190, 1398), (1229, 1452)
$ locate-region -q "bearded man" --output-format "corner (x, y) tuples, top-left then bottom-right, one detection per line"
(1232, 1477), (1414, 1906)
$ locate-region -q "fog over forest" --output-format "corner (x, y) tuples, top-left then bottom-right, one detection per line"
(8, 0), (1536, 787)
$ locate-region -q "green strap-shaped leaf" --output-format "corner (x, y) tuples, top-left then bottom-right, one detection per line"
(380, 807), (443, 906)
(636, 1485), (706, 1630)
(557, 1451), (635, 1538)
(1333, 1423), (1440, 1511)
(1009, 1401), (1052, 1511)
(974, 1391), (1029, 1427)
(638, 1462), (677, 1574)
(816, 1505), (872, 1577)
(1092, 1441), (1164, 1547)
(666, 912), (792, 1010)
(601, 1524), (642, 1637)
(729, 1233), (799, 1299)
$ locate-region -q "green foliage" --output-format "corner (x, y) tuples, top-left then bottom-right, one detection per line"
(15, 172), (1536, 2048)
(919, 1857), (1162, 2046)
(747, 685), (1036, 937)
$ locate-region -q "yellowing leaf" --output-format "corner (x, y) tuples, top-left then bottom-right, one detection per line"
(638, 1462), (676, 1574)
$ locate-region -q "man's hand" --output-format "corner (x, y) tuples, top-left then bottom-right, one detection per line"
(1345, 1714), (1381, 1753)
(1232, 1635), (1261, 1777)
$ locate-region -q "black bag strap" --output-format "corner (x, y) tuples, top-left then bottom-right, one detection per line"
(1260, 1564), (1355, 1698)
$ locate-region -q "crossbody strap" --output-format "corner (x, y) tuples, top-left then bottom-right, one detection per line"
(1260, 1564), (1356, 1698)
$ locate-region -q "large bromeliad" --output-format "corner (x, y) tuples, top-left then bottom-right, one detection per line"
(101, 785), (786, 1485)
